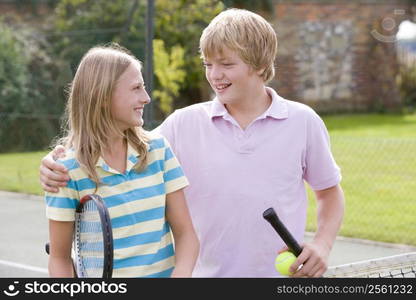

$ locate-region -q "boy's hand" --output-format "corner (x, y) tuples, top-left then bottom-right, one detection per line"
(289, 241), (330, 278)
(39, 145), (70, 193)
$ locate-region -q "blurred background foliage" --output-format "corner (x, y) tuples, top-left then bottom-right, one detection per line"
(0, 0), (227, 152)
(1, 0), (416, 153)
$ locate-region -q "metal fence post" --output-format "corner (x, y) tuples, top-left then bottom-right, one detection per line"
(144, 0), (154, 129)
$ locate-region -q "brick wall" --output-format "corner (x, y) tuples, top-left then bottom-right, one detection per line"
(269, 0), (414, 112)
(0, 0), (54, 24)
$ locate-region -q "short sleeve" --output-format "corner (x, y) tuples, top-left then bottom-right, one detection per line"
(303, 111), (342, 190)
(44, 159), (80, 221)
(152, 111), (177, 153)
(162, 137), (189, 194)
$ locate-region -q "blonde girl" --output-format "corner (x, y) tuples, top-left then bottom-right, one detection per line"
(45, 43), (199, 278)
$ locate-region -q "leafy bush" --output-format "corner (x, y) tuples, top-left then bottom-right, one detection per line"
(397, 62), (416, 112)
(0, 21), (66, 152)
(0, 22), (29, 114)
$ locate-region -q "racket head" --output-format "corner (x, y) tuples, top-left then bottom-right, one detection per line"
(73, 194), (113, 278)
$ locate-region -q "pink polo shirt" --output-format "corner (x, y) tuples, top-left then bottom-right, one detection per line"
(154, 87), (341, 277)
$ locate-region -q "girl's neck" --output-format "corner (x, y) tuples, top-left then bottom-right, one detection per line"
(105, 136), (126, 154)
(102, 137), (128, 174)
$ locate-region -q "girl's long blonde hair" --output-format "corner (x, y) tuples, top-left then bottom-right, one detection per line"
(58, 43), (149, 186)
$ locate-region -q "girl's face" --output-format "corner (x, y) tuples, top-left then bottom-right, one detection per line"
(111, 62), (150, 131)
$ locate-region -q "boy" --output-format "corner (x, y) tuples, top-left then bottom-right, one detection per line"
(40, 8), (344, 277)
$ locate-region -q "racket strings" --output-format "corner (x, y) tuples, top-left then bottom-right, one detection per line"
(74, 200), (105, 277)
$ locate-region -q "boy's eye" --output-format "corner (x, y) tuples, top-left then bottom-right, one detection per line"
(203, 62), (212, 67)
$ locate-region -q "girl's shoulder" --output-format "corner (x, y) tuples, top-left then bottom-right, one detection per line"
(145, 131), (171, 150)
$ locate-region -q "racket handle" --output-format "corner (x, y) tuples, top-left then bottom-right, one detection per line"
(263, 207), (303, 256)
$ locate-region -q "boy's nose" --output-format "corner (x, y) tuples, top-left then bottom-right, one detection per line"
(209, 65), (223, 80)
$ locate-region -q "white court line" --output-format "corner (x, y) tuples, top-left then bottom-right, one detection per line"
(0, 259), (48, 274)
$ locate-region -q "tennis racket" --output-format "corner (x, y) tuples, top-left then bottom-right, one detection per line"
(263, 207), (303, 256)
(73, 194), (113, 278)
(325, 252), (416, 278)
(46, 194), (114, 278)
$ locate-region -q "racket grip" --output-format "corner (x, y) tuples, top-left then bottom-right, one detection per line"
(263, 207), (303, 256)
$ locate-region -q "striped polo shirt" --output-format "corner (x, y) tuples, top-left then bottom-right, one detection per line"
(45, 133), (189, 277)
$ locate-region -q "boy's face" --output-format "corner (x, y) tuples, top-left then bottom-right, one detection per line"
(203, 47), (264, 105)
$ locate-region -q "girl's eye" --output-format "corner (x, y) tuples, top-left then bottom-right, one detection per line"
(203, 63), (212, 68)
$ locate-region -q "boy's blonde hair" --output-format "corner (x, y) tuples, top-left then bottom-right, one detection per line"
(200, 8), (277, 83)
(59, 43), (149, 187)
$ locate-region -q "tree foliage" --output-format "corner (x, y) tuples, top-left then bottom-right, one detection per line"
(0, 21), (65, 152)
(153, 39), (186, 117)
(1, 0), (226, 152)
(51, 0), (224, 114)
(154, 0), (224, 103)
(0, 22), (29, 114)
(52, 0), (147, 71)
(397, 62), (416, 112)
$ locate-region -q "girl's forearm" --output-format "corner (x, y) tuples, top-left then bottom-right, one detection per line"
(48, 256), (74, 278)
(171, 233), (200, 277)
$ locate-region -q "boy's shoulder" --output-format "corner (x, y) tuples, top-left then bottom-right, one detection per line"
(280, 98), (320, 120)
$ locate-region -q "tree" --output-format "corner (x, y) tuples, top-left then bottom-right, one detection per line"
(51, 0), (224, 118)
(51, 0), (147, 72)
(0, 21), (65, 152)
(153, 39), (186, 117)
(154, 0), (224, 107)
(0, 22), (29, 115)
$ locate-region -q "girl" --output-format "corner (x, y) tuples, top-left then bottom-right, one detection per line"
(45, 43), (199, 277)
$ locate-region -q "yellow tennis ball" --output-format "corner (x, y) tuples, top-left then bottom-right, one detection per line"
(275, 251), (297, 276)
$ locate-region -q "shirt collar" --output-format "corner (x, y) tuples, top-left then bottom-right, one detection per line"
(209, 87), (288, 120)
(95, 142), (141, 173)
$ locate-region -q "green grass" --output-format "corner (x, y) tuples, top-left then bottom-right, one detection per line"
(0, 113), (415, 245)
(0, 151), (48, 195)
(306, 113), (416, 246)
(323, 113), (416, 137)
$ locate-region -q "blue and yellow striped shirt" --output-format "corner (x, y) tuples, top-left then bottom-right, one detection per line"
(45, 134), (189, 277)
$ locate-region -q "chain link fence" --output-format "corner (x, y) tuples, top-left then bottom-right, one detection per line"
(0, 113), (62, 152)
(307, 135), (416, 246)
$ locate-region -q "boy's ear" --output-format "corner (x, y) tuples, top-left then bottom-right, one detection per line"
(256, 67), (265, 77)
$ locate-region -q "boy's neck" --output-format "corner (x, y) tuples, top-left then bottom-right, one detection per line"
(224, 86), (271, 130)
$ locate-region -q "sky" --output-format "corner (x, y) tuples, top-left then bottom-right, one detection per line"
(397, 20), (416, 40)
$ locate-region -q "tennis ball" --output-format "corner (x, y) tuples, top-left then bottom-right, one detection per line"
(275, 251), (297, 276)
